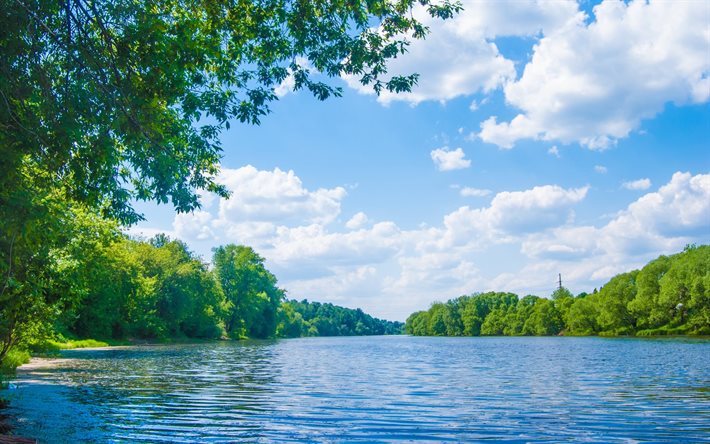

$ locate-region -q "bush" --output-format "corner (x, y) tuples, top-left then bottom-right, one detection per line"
(30, 338), (109, 354)
(0, 349), (31, 374)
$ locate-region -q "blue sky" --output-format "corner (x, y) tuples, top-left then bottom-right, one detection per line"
(133, 0), (710, 321)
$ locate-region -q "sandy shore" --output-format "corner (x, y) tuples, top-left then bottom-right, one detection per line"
(14, 345), (139, 378)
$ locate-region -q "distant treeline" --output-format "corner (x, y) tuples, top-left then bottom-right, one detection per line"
(62, 235), (402, 341)
(406, 245), (709, 337)
(1, 209), (402, 364)
(279, 300), (404, 337)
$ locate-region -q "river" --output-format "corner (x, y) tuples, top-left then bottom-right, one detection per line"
(6, 336), (710, 442)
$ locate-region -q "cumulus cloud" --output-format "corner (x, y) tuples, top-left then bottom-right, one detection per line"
(460, 187), (492, 197)
(173, 210), (215, 241)
(609, 172), (709, 239)
(136, 164), (709, 320)
(343, 0), (578, 105)
(479, 0), (710, 149)
(431, 147), (471, 171)
(622, 178), (652, 190)
(217, 165), (346, 226)
(548, 145), (560, 158)
(170, 165), (346, 249)
(346, 212), (370, 230)
(594, 165), (608, 174)
(440, 185), (589, 246)
(519, 172), (710, 287)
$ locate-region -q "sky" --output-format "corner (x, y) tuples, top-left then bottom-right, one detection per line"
(131, 0), (710, 321)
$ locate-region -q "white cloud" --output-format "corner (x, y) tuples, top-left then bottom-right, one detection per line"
(217, 165), (346, 226)
(446, 185), (589, 239)
(460, 187), (492, 197)
(431, 147), (471, 171)
(274, 57), (312, 98)
(135, 165), (709, 321)
(594, 165), (608, 174)
(548, 145), (560, 157)
(173, 210), (215, 241)
(622, 178), (652, 190)
(479, 0), (710, 149)
(610, 172), (709, 239)
(343, 0), (579, 105)
(345, 212), (370, 230)
(519, 171), (710, 290)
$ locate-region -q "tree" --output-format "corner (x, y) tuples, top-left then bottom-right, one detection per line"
(551, 286), (574, 330)
(522, 299), (563, 336)
(566, 294), (600, 335)
(2, 0), (460, 223)
(137, 237), (225, 338)
(628, 255), (672, 329)
(405, 311), (430, 336)
(1, 0), (459, 359)
(0, 196), (121, 360)
(658, 245), (710, 334)
(212, 245), (283, 339)
(597, 271), (639, 335)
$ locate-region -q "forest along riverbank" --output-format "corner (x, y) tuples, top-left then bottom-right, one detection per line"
(5, 336), (710, 443)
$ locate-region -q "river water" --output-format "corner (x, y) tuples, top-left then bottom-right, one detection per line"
(6, 336), (710, 442)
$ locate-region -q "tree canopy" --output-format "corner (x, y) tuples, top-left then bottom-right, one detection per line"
(1, 234), (404, 365)
(1, 0), (458, 364)
(405, 245), (710, 337)
(2, 0), (460, 221)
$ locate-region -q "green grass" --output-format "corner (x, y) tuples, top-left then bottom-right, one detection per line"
(636, 325), (691, 336)
(30, 338), (111, 354)
(0, 349), (31, 374)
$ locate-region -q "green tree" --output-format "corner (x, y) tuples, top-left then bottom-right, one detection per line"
(2, 0), (460, 223)
(505, 295), (539, 335)
(1, 0), (458, 362)
(522, 298), (563, 336)
(68, 237), (151, 339)
(597, 271), (639, 335)
(137, 237), (225, 338)
(552, 286), (574, 330)
(276, 302), (306, 338)
(212, 245), (283, 339)
(0, 193), (121, 359)
(628, 255), (671, 329)
(480, 307), (508, 335)
(658, 245), (710, 334)
(405, 311), (430, 336)
(566, 294), (600, 335)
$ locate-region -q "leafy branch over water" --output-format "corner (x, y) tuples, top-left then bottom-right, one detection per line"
(405, 245), (709, 337)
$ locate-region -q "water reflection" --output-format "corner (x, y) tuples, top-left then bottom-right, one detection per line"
(8, 336), (710, 442)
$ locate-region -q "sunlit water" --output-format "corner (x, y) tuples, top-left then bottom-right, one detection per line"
(7, 336), (710, 442)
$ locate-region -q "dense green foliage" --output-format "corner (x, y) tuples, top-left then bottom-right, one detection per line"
(277, 299), (404, 338)
(406, 245), (710, 337)
(1, 0), (458, 366)
(2, 0), (459, 221)
(0, 230), (401, 368)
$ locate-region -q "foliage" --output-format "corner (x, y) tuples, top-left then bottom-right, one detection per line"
(406, 246), (709, 337)
(278, 299), (404, 337)
(0, 349), (30, 375)
(0, 0), (458, 365)
(2, 0), (460, 223)
(212, 245), (282, 339)
(30, 338), (109, 353)
(0, 188), (120, 363)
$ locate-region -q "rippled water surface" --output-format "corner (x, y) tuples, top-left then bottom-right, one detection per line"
(7, 336), (710, 442)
